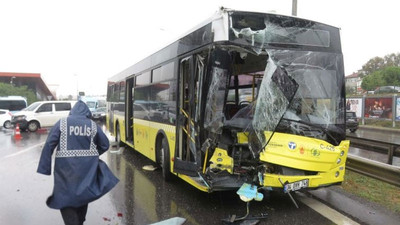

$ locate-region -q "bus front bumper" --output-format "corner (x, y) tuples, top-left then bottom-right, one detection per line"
(261, 165), (345, 191)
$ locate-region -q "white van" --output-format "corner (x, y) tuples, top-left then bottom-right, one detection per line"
(11, 101), (76, 132)
(0, 96), (28, 113)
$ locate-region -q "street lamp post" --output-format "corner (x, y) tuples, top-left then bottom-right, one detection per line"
(74, 74), (79, 100)
(292, 0), (297, 16)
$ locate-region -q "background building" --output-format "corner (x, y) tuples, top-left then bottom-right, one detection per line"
(345, 72), (363, 94)
(0, 72), (56, 100)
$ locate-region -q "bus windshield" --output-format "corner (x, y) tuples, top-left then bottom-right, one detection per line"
(207, 47), (345, 154)
(229, 12), (334, 50)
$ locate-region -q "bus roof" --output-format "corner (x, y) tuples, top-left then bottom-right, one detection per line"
(108, 8), (340, 83)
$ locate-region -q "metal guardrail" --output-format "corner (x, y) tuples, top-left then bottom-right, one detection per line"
(346, 135), (400, 165)
(346, 135), (400, 187)
(347, 155), (400, 187)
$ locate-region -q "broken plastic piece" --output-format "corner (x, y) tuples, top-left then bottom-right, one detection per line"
(149, 217), (186, 225)
(236, 183), (264, 202)
(142, 165), (158, 171)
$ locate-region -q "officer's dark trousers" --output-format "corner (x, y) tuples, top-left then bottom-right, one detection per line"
(60, 204), (88, 225)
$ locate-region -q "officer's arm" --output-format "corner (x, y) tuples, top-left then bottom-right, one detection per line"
(37, 121), (61, 175)
(95, 125), (110, 155)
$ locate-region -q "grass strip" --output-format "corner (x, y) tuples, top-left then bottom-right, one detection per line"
(341, 170), (400, 213)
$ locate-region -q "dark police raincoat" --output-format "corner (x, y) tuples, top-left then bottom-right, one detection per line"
(37, 100), (119, 209)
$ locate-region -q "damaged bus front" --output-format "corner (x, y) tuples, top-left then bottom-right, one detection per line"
(174, 10), (349, 195)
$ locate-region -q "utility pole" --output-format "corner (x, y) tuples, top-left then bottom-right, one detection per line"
(292, 0), (298, 16)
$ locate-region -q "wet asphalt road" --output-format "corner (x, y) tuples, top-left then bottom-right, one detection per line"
(0, 124), (358, 225)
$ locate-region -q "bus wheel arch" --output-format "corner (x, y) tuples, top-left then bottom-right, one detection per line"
(156, 132), (172, 181)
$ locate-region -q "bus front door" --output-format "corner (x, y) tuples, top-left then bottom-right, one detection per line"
(125, 78), (134, 145)
(173, 56), (200, 176)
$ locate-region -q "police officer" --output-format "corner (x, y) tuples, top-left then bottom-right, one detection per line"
(37, 100), (119, 225)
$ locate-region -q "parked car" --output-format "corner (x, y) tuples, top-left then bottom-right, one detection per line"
(91, 107), (106, 121)
(346, 111), (359, 133)
(0, 109), (13, 129)
(374, 86), (400, 94)
(11, 101), (76, 132)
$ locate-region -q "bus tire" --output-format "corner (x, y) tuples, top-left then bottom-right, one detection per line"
(160, 138), (172, 181)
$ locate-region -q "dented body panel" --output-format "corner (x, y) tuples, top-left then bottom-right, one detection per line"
(107, 8), (348, 194)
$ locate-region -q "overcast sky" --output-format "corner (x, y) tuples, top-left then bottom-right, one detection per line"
(0, 0), (399, 97)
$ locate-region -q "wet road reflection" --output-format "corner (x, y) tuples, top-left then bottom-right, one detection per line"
(349, 128), (400, 145)
(0, 124), (338, 225)
(103, 148), (333, 225)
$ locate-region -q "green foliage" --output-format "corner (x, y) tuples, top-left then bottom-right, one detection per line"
(360, 53), (400, 91)
(361, 70), (384, 90)
(0, 83), (38, 104)
(381, 66), (400, 85)
(360, 52), (400, 77)
(360, 56), (385, 77)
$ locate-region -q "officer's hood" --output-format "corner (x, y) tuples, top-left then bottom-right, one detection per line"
(69, 100), (92, 118)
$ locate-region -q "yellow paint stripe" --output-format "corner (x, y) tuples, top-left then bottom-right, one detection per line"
(133, 118), (175, 133)
(296, 193), (359, 225)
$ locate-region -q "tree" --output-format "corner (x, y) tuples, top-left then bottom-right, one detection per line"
(361, 66), (400, 91)
(381, 66), (400, 86)
(360, 52), (400, 77)
(361, 70), (384, 91)
(384, 53), (400, 67)
(360, 56), (385, 77)
(0, 83), (38, 104)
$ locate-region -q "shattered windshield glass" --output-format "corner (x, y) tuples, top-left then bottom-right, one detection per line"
(204, 13), (344, 155)
(229, 12), (332, 52)
(204, 66), (228, 134)
(250, 57), (298, 154)
(219, 49), (345, 149)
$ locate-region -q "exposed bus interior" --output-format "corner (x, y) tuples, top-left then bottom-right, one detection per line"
(177, 43), (347, 191)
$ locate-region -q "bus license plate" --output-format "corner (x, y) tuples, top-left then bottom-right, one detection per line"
(284, 179), (309, 193)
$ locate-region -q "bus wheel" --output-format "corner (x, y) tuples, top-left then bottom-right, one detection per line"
(28, 121), (39, 132)
(160, 138), (172, 181)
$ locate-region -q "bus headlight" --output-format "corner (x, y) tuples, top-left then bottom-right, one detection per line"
(337, 158), (341, 164)
(335, 171), (340, 177)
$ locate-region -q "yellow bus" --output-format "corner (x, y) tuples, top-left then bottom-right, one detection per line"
(106, 8), (349, 196)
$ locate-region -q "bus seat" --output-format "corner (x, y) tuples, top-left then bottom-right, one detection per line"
(225, 103), (241, 120)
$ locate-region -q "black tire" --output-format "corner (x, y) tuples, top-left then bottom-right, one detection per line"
(160, 138), (172, 181)
(28, 121), (39, 132)
(3, 120), (11, 129)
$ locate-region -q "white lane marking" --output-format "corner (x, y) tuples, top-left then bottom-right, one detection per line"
(297, 192), (360, 225)
(1, 142), (45, 161)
